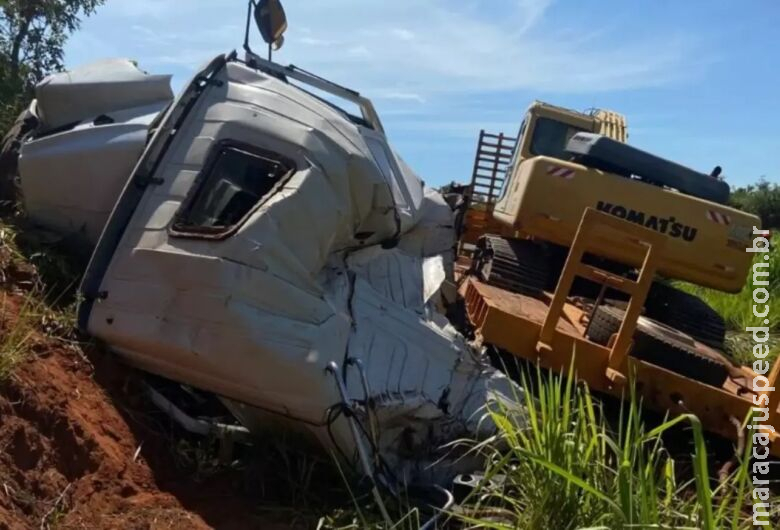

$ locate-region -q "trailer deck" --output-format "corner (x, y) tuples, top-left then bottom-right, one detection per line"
(459, 208), (780, 455)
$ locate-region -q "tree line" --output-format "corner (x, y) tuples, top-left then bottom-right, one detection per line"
(730, 179), (780, 230)
(1, 0), (104, 132)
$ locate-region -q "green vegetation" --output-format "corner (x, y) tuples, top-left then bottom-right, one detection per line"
(458, 367), (771, 529)
(0, 290), (40, 380)
(1, 0), (105, 132)
(730, 179), (780, 231)
(323, 365), (777, 529)
(0, 218), (80, 380)
(675, 233), (779, 364)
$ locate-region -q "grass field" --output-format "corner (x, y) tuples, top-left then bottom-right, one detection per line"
(455, 367), (774, 529)
(675, 232), (779, 364)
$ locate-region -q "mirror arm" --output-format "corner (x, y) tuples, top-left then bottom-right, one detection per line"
(243, 0), (257, 54)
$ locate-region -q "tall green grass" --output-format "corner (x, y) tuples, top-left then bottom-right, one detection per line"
(323, 365), (777, 529)
(676, 233), (779, 363)
(0, 292), (39, 380)
(0, 218), (80, 381)
(456, 366), (776, 529)
(676, 232), (779, 331)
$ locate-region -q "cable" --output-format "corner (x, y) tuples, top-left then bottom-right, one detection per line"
(325, 404), (359, 475)
(326, 401), (400, 499)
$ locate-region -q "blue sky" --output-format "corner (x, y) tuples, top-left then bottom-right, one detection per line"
(64, 0), (779, 188)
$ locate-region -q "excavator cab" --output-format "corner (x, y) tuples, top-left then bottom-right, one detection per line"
(511, 102), (625, 168)
(458, 101), (627, 248)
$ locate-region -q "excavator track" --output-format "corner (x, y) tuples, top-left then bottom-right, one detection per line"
(472, 235), (551, 294)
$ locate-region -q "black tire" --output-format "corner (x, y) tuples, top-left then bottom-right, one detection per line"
(645, 283), (726, 349)
(586, 305), (730, 387)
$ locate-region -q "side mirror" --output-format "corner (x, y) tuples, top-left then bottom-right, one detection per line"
(254, 0), (287, 50)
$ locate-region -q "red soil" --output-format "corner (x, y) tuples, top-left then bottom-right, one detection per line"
(0, 292), (294, 529)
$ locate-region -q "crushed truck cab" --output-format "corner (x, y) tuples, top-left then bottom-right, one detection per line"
(9, 52), (523, 486)
(77, 53), (522, 482)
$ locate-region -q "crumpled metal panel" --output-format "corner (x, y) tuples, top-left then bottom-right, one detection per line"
(73, 57), (524, 482)
(35, 58), (173, 132)
(19, 103), (167, 244)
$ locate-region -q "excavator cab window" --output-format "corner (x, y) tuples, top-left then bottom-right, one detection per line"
(530, 117), (587, 161)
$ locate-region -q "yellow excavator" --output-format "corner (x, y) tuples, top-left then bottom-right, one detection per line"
(455, 100), (775, 454)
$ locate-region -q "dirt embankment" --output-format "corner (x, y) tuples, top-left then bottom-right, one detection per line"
(0, 290), (292, 529)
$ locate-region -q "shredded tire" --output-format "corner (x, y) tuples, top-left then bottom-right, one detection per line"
(586, 305), (730, 387)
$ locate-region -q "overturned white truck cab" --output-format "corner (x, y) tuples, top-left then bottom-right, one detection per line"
(15, 52), (521, 486)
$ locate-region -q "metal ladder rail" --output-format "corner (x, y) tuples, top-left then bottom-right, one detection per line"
(468, 130), (516, 209)
(536, 208), (667, 387)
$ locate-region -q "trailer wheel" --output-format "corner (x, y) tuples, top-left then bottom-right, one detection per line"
(586, 305), (730, 387)
(644, 283), (726, 349)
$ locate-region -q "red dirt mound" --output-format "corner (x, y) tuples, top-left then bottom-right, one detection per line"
(0, 291), (292, 529)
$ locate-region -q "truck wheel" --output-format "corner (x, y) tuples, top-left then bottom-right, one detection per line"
(586, 305), (730, 387)
(644, 283), (726, 349)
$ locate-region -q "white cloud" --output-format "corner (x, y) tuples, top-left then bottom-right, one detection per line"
(391, 28), (415, 42)
(300, 36), (333, 46)
(345, 45), (371, 59)
(377, 92), (427, 104)
(66, 0), (703, 100)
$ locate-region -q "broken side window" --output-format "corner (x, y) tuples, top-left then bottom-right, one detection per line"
(171, 143), (294, 238)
